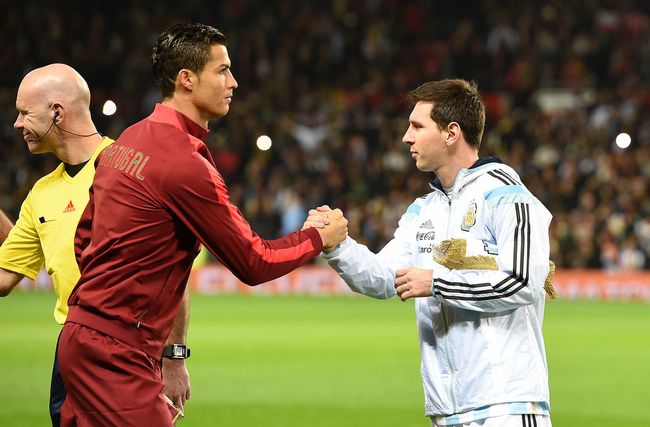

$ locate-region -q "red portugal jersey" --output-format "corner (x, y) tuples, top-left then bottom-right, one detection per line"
(68, 104), (322, 358)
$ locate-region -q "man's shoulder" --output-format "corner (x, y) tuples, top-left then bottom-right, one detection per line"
(400, 192), (438, 224)
(469, 163), (528, 193)
(471, 165), (546, 211)
(121, 115), (180, 139)
(120, 116), (203, 154)
(31, 163), (66, 193)
(102, 125), (211, 191)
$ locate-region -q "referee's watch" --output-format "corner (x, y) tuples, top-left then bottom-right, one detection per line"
(162, 344), (191, 359)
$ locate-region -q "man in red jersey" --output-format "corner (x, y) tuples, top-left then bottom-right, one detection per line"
(1, 64), (190, 426)
(58, 23), (347, 426)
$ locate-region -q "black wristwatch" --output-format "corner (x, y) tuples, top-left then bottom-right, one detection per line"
(162, 344), (191, 359)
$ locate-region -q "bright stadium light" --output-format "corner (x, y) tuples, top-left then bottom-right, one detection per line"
(256, 135), (272, 151)
(102, 100), (117, 116)
(615, 132), (631, 149)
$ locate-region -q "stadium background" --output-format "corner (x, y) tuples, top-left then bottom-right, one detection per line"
(0, 1), (649, 426)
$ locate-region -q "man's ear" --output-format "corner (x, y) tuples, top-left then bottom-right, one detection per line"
(177, 69), (195, 91)
(446, 122), (461, 145)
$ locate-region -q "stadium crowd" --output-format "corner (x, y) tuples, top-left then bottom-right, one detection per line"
(1, 0), (649, 270)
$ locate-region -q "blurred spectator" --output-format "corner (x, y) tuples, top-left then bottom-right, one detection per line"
(1, 0), (649, 270)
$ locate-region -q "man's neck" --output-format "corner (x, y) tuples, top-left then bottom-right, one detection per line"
(55, 133), (104, 165)
(162, 98), (209, 130)
(437, 153), (479, 189)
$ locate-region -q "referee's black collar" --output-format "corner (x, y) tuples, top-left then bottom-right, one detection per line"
(64, 160), (90, 177)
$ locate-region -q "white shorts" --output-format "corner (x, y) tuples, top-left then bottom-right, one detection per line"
(431, 414), (552, 427)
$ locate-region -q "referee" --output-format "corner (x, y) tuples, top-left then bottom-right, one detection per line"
(0, 63), (191, 426)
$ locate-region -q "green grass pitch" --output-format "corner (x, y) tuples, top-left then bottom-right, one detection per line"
(1, 292), (648, 426)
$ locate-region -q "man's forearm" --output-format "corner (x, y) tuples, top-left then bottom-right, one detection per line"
(165, 288), (190, 344)
(0, 209), (13, 245)
(161, 287), (192, 407)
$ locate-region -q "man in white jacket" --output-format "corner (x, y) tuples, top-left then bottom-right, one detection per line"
(308, 79), (553, 427)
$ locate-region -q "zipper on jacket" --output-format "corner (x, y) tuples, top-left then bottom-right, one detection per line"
(135, 265), (177, 328)
(445, 196), (452, 236)
(442, 194), (457, 411)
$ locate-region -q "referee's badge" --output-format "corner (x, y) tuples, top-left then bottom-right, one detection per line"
(461, 201), (477, 232)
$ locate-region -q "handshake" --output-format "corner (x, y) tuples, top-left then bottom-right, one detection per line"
(301, 205), (348, 252)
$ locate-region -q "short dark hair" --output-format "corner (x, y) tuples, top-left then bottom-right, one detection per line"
(152, 23), (228, 98)
(407, 79), (486, 150)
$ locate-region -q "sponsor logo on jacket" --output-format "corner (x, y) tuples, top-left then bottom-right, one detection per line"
(63, 200), (76, 213)
(417, 219), (436, 253)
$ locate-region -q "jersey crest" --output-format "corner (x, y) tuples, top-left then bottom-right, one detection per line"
(461, 201), (477, 232)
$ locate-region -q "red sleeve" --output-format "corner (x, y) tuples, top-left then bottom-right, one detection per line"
(163, 150), (323, 286)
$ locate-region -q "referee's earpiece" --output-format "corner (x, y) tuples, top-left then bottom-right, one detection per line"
(45, 109), (100, 139)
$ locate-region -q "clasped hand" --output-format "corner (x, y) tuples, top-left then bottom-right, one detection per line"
(302, 205), (348, 251)
(303, 207), (433, 301)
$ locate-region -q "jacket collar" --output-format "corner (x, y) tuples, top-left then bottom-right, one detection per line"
(429, 156), (503, 192)
(149, 103), (209, 141)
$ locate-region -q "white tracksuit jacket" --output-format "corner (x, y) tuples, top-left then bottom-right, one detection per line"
(323, 158), (552, 417)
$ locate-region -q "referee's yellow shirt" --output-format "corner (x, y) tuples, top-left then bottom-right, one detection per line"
(0, 137), (113, 324)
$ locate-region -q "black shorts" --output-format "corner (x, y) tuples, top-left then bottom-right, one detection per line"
(50, 333), (66, 427)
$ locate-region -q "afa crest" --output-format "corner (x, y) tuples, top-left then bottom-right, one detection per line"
(461, 201), (477, 232)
